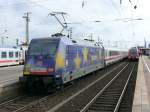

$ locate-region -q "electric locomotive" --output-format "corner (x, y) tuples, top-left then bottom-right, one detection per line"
(20, 35), (105, 90)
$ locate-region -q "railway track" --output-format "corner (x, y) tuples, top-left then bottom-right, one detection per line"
(0, 61), (134, 112)
(80, 62), (137, 112)
(0, 94), (46, 112)
(118, 62), (138, 112)
(52, 62), (137, 112)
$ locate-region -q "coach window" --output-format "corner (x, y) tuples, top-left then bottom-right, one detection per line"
(9, 52), (13, 58)
(15, 52), (18, 57)
(1, 52), (7, 58)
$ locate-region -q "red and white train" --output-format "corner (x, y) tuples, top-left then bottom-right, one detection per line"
(105, 48), (128, 65)
(128, 47), (140, 61)
(0, 47), (27, 67)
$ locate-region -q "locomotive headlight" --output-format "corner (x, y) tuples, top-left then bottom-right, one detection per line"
(23, 70), (29, 75)
(23, 65), (30, 75)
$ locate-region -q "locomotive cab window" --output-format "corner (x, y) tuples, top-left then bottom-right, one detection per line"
(28, 39), (60, 56)
(9, 52), (13, 58)
(1, 52), (7, 58)
(130, 47), (137, 54)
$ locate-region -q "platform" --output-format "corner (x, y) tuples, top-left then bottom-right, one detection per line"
(0, 65), (23, 85)
(0, 65), (23, 102)
(132, 56), (150, 112)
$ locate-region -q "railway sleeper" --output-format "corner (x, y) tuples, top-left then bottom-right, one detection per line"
(89, 105), (114, 111)
(92, 103), (116, 107)
(100, 95), (119, 98)
(104, 90), (122, 93)
(95, 100), (118, 104)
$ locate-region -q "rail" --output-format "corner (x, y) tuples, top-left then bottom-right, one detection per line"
(80, 63), (135, 112)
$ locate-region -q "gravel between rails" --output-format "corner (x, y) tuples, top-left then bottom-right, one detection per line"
(81, 62), (135, 112)
(0, 94), (45, 112)
(118, 62), (138, 112)
(54, 62), (129, 112)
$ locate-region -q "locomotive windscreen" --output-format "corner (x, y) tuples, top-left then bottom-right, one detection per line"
(130, 47), (137, 54)
(28, 39), (59, 55)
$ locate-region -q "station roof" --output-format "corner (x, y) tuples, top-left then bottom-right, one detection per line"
(140, 48), (150, 50)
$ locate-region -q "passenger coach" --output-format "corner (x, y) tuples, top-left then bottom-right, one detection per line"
(0, 48), (20, 66)
(105, 48), (127, 65)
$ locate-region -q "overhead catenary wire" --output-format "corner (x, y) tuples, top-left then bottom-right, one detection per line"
(109, 0), (122, 16)
(0, 0), (49, 8)
(27, 0), (53, 12)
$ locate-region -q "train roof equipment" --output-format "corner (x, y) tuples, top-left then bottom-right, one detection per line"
(30, 36), (104, 48)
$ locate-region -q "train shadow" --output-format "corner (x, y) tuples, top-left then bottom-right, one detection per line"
(127, 59), (139, 62)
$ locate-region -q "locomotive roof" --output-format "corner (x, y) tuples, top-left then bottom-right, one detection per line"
(105, 47), (128, 52)
(32, 36), (104, 48)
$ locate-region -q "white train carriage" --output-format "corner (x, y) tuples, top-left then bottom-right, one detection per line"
(0, 48), (20, 66)
(19, 46), (28, 64)
(105, 48), (128, 65)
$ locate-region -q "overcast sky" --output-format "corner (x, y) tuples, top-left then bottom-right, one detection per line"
(0, 0), (150, 48)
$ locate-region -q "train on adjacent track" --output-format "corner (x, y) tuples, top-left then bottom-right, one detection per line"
(19, 35), (128, 91)
(128, 47), (140, 61)
(0, 47), (27, 67)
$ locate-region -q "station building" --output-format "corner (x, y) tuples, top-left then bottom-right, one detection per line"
(140, 48), (150, 56)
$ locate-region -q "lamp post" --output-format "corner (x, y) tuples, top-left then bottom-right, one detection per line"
(23, 12), (31, 45)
